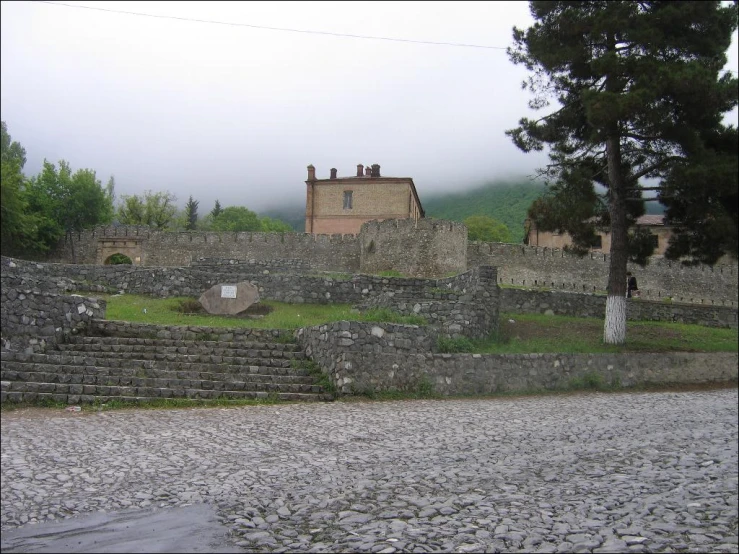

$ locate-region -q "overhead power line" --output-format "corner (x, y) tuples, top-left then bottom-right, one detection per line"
(35, 1), (509, 50)
(30, 1), (739, 74)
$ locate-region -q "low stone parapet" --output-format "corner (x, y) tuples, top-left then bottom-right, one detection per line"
(331, 351), (739, 395)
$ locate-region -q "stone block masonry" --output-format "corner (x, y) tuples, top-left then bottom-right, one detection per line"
(45, 225), (738, 307)
(470, 242), (738, 307)
(335, 351), (738, 396)
(49, 226), (361, 271)
(0, 287), (106, 353)
(501, 288), (737, 329)
(359, 218), (467, 278)
(297, 319), (737, 395)
(3, 255), (735, 334)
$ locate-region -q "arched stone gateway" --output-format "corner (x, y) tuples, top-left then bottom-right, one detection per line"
(104, 253), (133, 265)
(97, 238), (144, 266)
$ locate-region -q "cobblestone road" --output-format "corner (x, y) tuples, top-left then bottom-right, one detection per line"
(2, 389), (738, 553)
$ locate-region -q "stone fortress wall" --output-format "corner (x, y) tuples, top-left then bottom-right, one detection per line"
(48, 223), (738, 307)
(51, 225), (361, 272)
(359, 218), (468, 278)
(470, 242), (738, 307)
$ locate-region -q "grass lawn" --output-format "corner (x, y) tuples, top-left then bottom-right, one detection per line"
(97, 294), (426, 329)
(95, 294), (738, 354)
(481, 313), (738, 354)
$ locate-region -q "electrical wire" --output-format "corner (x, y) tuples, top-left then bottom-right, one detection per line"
(34, 1), (509, 50)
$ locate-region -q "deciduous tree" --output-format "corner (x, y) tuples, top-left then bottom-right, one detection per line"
(464, 215), (512, 243)
(24, 160), (114, 261)
(117, 191), (177, 229)
(210, 206), (261, 232)
(1, 122), (31, 254)
(507, 1), (738, 344)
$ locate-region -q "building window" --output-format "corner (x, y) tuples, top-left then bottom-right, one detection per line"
(650, 234), (659, 248)
(343, 190), (353, 210)
(592, 235), (603, 249)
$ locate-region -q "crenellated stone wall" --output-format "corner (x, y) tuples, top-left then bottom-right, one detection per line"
(44, 224), (738, 307)
(48, 226), (361, 271)
(469, 242), (738, 307)
(359, 218), (468, 277)
(500, 288), (737, 329)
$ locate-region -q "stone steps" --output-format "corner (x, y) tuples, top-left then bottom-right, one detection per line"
(1, 367), (316, 386)
(57, 343), (305, 361)
(0, 359), (310, 379)
(1, 376), (323, 396)
(0, 387), (332, 404)
(1, 351), (302, 371)
(1, 326), (332, 405)
(63, 335), (303, 353)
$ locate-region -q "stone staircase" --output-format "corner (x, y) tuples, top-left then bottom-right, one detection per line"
(0, 322), (333, 405)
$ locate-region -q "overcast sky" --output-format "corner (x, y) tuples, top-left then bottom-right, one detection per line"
(1, 1), (737, 213)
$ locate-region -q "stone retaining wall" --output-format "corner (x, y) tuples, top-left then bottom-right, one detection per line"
(333, 351), (738, 396)
(297, 318), (738, 395)
(3, 255), (735, 331)
(297, 321), (436, 393)
(0, 256), (499, 341)
(0, 288), (106, 353)
(357, 266), (499, 338)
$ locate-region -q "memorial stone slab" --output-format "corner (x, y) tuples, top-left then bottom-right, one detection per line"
(198, 281), (260, 315)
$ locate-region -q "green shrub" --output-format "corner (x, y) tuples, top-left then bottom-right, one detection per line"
(173, 298), (203, 314)
(568, 372), (606, 391)
(360, 308), (426, 326)
(437, 336), (475, 353)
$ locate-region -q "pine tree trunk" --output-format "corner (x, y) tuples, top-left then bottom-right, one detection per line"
(603, 119), (628, 340)
(604, 294), (627, 344)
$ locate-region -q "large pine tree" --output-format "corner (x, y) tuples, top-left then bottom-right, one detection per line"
(507, 1), (738, 344)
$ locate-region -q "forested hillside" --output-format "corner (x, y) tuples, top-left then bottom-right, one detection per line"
(422, 179), (546, 243)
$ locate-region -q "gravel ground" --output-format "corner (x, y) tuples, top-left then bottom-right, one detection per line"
(1, 389), (738, 553)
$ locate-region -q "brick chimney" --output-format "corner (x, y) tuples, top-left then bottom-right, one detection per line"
(356, 164), (364, 177)
(307, 165), (316, 181)
(371, 164), (380, 177)
(330, 168), (337, 179)
(365, 165), (371, 176)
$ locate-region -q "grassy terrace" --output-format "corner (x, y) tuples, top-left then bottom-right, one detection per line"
(99, 294), (427, 328)
(97, 294), (738, 354)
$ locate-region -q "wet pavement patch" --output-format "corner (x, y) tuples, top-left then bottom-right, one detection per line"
(0, 503), (244, 553)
